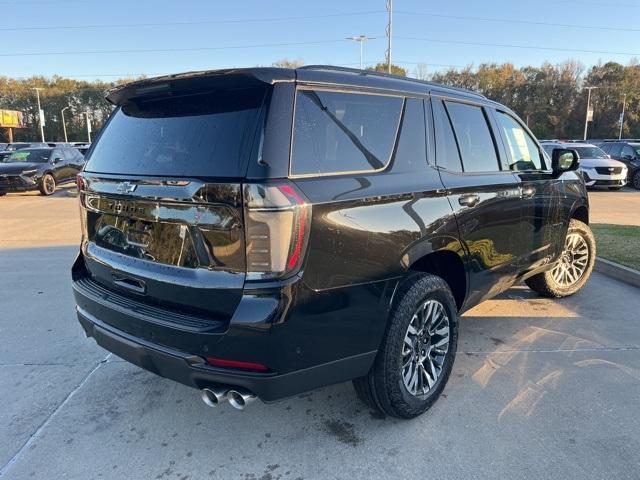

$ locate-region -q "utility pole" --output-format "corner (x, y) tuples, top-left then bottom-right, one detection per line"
(61, 106), (69, 143)
(85, 111), (92, 143)
(385, 0), (393, 73)
(583, 86), (598, 141)
(346, 35), (376, 69)
(33, 87), (45, 142)
(619, 93), (627, 140)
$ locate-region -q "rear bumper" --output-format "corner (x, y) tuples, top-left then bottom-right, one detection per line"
(76, 306), (374, 401)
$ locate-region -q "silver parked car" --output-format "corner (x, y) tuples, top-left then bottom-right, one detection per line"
(542, 142), (627, 190)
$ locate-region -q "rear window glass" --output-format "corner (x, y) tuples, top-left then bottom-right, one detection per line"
(85, 87), (267, 177)
(291, 90), (403, 176)
(445, 102), (500, 172)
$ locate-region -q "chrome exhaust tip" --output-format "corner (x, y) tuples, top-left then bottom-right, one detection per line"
(227, 389), (257, 410)
(201, 387), (229, 407)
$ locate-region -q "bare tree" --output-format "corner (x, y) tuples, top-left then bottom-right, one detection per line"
(413, 63), (429, 80)
(271, 58), (305, 68)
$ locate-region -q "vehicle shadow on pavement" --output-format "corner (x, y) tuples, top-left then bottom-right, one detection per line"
(2, 244), (640, 480)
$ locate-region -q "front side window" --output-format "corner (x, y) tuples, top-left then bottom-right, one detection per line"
(622, 145), (636, 158)
(445, 102), (500, 172)
(291, 90), (403, 176)
(496, 112), (544, 170)
(609, 144), (623, 157)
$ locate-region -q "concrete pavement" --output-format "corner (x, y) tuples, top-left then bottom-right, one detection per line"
(1, 245), (639, 480)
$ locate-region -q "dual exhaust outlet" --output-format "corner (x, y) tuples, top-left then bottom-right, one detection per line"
(201, 386), (256, 410)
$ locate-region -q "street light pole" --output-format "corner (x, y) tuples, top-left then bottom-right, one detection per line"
(619, 93), (627, 140)
(61, 106), (69, 143)
(345, 35), (376, 69)
(85, 111), (92, 143)
(583, 86), (598, 141)
(33, 87), (45, 142)
(386, 0), (393, 73)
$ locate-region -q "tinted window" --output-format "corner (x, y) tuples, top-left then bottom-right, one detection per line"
(291, 90), (403, 176)
(496, 112), (543, 170)
(393, 98), (427, 170)
(599, 143), (611, 154)
(622, 145), (636, 158)
(445, 102), (500, 172)
(609, 143), (623, 157)
(5, 149), (51, 163)
(432, 99), (462, 172)
(85, 87), (267, 177)
(632, 144), (640, 156)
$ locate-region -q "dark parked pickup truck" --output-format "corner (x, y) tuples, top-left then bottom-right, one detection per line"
(72, 66), (594, 419)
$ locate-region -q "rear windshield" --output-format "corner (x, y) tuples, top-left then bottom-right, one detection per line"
(85, 87), (267, 177)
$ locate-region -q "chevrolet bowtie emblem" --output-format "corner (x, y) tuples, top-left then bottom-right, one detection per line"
(116, 181), (137, 193)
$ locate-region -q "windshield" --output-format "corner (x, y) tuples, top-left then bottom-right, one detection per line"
(85, 87), (268, 177)
(632, 144), (640, 156)
(5, 149), (51, 163)
(573, 146), (608, 159)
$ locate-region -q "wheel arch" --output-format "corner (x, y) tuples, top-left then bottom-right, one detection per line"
(395, 248), (468, 312)
(570, 204), (589, 225)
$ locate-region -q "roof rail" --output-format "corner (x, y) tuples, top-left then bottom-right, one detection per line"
(298, 65), (486, 99)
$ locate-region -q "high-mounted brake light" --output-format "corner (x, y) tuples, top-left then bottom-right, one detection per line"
(243, 182), (311, 281)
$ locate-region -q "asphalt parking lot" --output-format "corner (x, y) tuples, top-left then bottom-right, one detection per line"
(1, 189), (639, 479)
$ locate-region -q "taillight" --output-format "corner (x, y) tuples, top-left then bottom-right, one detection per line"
(243, 181), (311, 281)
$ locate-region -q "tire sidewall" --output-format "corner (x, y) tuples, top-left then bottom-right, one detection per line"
(40, 174), (55, 195)
(545, 219), (596, 296)
(382, 276), (459, 417)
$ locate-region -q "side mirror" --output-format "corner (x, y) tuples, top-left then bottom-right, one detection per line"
(551, 148), (579, 174)
(623, 154), (634, 161)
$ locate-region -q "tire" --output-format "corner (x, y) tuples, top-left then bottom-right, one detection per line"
(352, 274), (458, 419)
(39, 174), (56, 196)
(525, 219), (595, 298)
(632, 170), (640, 190)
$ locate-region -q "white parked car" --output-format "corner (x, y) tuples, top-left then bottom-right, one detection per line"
(542, 142), (627, 190)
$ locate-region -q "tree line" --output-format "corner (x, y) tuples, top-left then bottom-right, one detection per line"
(1, 60), (637, 143)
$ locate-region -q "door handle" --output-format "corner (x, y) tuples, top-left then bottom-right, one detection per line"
(521, 186), (536, 198)
(458, 193), (480, 208)
(112, 273), (146, 294)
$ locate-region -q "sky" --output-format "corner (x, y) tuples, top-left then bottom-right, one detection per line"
(2, 0), (639, 80)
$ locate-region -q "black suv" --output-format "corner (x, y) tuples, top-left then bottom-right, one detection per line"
(72, 67), (594, 418)
(596, 140), (640, 189)
(0, 147), (85, 196)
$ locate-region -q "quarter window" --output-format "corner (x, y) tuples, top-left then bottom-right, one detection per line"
(496, 112), (544, 171)
(291, 90), (403, 176)
(622, 145), (636, 158)
(445, 102), (500, 172)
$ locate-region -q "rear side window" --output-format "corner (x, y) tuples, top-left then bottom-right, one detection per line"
(85, 87), (267, 177)
(432, 99), (462, 172)
(599, 143), (611, 154)
(495, 112), (544, 170)
(291, 90), (403, 176)
(445, 101), (500, 172)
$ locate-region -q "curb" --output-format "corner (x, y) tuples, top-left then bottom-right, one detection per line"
(595, 258), (640, 289)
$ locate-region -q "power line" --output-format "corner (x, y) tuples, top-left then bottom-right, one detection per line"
(0, 11), (385, 32)
(395, 11), (640, 33)
(396, 36), (640, 57)
(0, 39), (355, 58)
